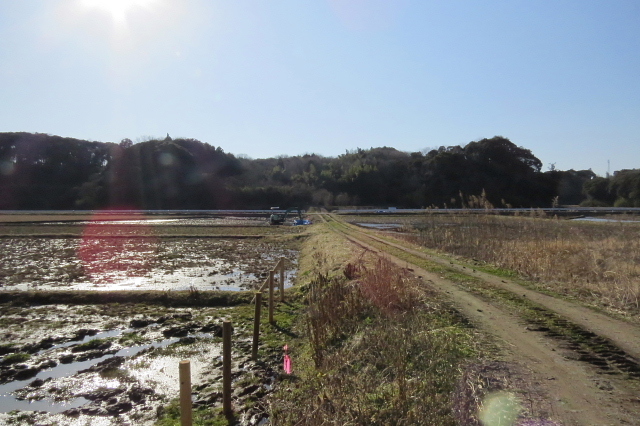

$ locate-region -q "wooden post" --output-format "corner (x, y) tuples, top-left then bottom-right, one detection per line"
(279, 257), (286, 302)
(179, 360), (192, 426)
(268, 270), (275, 324)
(252, 292), (262, 360)
(222, 321), (232, 416)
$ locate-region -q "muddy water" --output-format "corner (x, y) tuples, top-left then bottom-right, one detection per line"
(571, 216), (640, 223)
(0, 337), (179, 413)
(356, 222), (402, 230)
(0, 238), (298, 291)
(43, 217), (270, 226)
(0, 304), (262, 425)
(0, 218), (299, 424)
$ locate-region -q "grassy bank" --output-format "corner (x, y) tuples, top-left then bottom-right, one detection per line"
(267, 224), (481, 425)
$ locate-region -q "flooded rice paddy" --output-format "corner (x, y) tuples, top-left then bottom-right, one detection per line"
(0, 304), (273, 425)
(0, 237), (298, 292)
(0, 214), (304, 424)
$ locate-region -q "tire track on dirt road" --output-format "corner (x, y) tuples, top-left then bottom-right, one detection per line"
(322, 213), (640, 425)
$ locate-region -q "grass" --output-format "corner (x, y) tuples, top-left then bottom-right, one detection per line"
(118, 331), (150, 346)
(71, 337), (113, 352)
(1, 352), (31, 364)
(400, 212), (640, 315)
(156, 401), (231, 426)
(0, 344), (17, 356)
(0, 289), (255, 307)
(268, 223), (480, 425)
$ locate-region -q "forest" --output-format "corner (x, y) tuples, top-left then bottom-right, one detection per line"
(0, 132), (636, 210)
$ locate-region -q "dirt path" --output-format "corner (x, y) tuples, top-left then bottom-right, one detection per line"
(346, 222), (640, 361)
(324, 214), (640, 425)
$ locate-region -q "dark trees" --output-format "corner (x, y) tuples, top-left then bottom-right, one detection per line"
(0, 132), (111, 209)
(0, 133), (241, 210)
(103, 138), (241, 209)
(420, 137), (553, 207)
(583, 170), (640, 207)
(0, 132), (613, 210)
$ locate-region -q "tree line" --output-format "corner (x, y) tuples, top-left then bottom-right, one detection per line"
(0, 132), (630, 210)
(581, 170), (640, 207)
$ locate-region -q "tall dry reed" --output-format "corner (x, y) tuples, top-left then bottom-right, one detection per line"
(407, 213), (640, 313)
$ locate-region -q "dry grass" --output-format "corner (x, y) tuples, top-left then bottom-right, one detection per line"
(295, 223), (358, 289)
(406, 213), (640, 314)
(271, 254), (477, 425)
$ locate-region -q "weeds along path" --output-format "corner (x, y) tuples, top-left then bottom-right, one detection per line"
(322, 213), (640, 425)
(330, 215), (640, 362)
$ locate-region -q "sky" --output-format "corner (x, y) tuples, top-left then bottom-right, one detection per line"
(1, 0), (639, 176)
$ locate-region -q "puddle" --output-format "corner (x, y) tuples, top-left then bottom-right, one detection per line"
(44, 329), (125, 353)
(0, 338), (179, 413)
(0, 302), (277, 425)
(124, 339), (220, 398)
(571, 216), (640, 223)
(356, 223), (403, 230)
(1, 239), (299, 292)
(43, 217), (270, 226)
(75, 219), (182, 225)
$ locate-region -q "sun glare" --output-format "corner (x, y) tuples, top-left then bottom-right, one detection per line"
(80, 0), (156, 24)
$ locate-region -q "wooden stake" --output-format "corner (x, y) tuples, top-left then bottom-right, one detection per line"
(252, 292), (262, 360)
(222, 321), (232, 416)
(279, 257), (286, 302)
(268, 270), (275, 324)
(179, 360), (192, 426)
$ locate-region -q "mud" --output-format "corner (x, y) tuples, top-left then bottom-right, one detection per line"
(0, 215), (304, 424)
(0, 304), (282, 425)
(0, 237), (298, 292)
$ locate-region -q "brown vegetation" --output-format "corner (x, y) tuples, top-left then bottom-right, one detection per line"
(405, 213), (640, 314)
(271, 254), (477, 425)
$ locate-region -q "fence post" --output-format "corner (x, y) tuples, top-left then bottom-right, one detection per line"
(268, 270), (275, 324)
(252, 292), (262, 360)
(179, 360), (192, 426)
(223, 321), (232, 416)
(279, 257), (286, 302)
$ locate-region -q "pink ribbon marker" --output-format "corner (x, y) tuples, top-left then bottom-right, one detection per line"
(283, 345), (292, 374)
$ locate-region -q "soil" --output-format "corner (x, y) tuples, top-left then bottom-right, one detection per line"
(0, 304), (282, 425)
(0, 214), (304, 425)
(328, 214), (640, 426)
(0, 236), (298, 292)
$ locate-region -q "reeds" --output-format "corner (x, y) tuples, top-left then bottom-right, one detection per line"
(408, 213), (640, 313)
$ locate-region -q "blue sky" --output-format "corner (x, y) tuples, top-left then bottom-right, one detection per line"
(1, 0), (638, 175)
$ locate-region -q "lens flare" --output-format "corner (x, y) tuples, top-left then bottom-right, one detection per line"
(80, 0), (156, 24)
(78, 209), (158, 286)
(479, 391), (521, 426)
